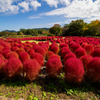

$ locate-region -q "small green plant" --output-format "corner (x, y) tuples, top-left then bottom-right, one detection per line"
(67, 89), (74, 95)
(42, 91), (46, 97)
(50, 97), (53, 100)
(27, 95), (33, 100)
(0, 93), (2, 96)
(33, 95), (39, 100)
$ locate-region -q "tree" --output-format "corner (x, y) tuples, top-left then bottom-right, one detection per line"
(49, 24), (62, 36)
(68, 19), (86, 36)
(20, 28), (26, 34)
(86, 20), (100, 36)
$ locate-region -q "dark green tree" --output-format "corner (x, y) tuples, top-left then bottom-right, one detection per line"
(86, 20), (100, 36)
(49, 24), (62, 36)
(68, 19), (86, 36)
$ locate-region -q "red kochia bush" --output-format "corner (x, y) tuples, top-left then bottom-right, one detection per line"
(86, 57), (100, 82)
(30, 53), (44, 66)
(81, 43), (87, 48)
(63, 52), (76, 64)
(3, 58), (23, 77)
(0, 54), (5, 60)
(70, 44), (81, 53)
(23, 59), (41, 81)
(84, 44), (94, 54)
(80, 55), (93, 70)
(91, 48), (100, 57)
(6, 51), (19, 59)
(16, 48), (25, 55)
(75, 48), (87, 58)
(61, 48), (71, 58)
(46, 51), (54, 60)
(60, 43), (69, 49)
(64, 58), (85, 83)
(49, 54), (61, 60)
(0, 58), (4, 73)
(19, 52), (30, 63)
(35, 46), (46, 58)
(28, 49), (35, 56)
(2, 49), (11, 58)
(46, 58), (62, 77)
(50, 44), (59, 54)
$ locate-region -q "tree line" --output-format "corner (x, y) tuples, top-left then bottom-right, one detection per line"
(0, 19), (100, 37)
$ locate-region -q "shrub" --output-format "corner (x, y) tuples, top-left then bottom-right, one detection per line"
(19, 52), (30, 63)
(35, 46), (46, 58)
(81, 43), (87, 48)
(16, 48), (25, 55)
(41, 44), (49, 52)
(28, 49), (35, 56)
(23, 59), (41, 81)
(46, 58), (62, 77)
(80, 55), (93, 70)
(61, 48), (71, 58)
(2, 49), (11, 58)
(0, 58), (4, 73)
(46, 51), (54, 60)
(49, 54), (61, 60)
(0, 54), (5, 60)
(70, 44), (81, 53)
(64, 58), (85, 83)
(63, 52), (76, 64)
(11, 46), (19, 51)
(50, 44), (59, 54)
(3, 58), (23, 77)
(84, 44), (94, 54)
(6, 51), (19, 59)
(86, 57), (100, 82)
(91, 48), (100, 57)
(75, 48), (87, 58)
(0, 45), (4, 51)
(30, 53), (44, 66)
(94, 45), (100, 49)
(60, 43), (69, 49)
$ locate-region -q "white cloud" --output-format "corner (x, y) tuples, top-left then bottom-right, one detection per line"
(46, 22), (62, 25)
(43, 0), (71, 8)
(30, 0), (41, 10)
(43, 0), (59, 8)
(29, 16), (42, 19)
(59, 0), (71, 6)
(41, 0), (100, 23)
(0, 0), (41, 14)
(18, 1), (29, 13)
(0, 0), (19, 14)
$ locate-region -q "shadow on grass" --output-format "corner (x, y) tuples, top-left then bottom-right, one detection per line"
(35, 76), (100, 96)
(0, 75), (100, 97)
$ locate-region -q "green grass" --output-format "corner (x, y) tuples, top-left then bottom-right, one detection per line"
(0, 75), (99, 100)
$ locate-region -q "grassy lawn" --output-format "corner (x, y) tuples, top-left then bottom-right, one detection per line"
(0, 72), (99, 100)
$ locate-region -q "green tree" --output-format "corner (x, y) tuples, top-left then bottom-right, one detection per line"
(49, 24), (62, 36)
(68, 19), (86, 36)
(20, 28), (26, 34)
(86, 20), (100, 36)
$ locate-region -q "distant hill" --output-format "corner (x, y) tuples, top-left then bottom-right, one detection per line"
(1, 30), (17, 33)
(34, 28), (50, 31)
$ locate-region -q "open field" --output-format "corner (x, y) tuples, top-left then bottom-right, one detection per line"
(0, 36), (100, 100)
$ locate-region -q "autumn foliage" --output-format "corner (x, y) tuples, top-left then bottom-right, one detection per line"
(23, 59), (41, 81)
(64, 58), (85, 83)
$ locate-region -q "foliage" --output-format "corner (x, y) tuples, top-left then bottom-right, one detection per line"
(86, 20), (100, 36)
(49, 24), (62, 36)
(68, 19), (86, 36)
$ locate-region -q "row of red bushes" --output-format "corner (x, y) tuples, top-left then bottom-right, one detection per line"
(0, 36), (100, 84)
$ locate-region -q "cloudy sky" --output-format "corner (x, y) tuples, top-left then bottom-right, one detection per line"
(0, 0), (100, 31)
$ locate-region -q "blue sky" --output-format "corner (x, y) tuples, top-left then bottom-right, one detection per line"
(0, 0), (99, 31)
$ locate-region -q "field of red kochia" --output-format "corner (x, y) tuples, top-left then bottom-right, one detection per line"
(0, 36), (100, 84)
